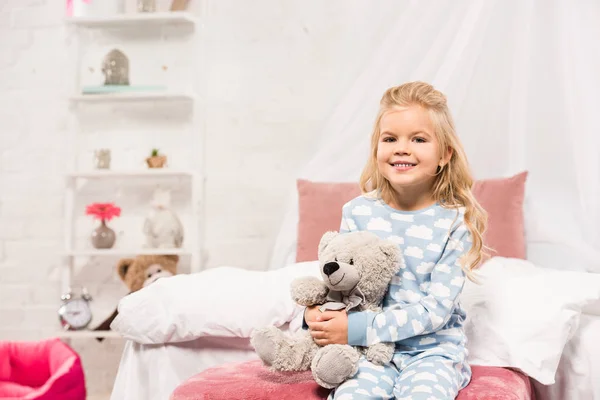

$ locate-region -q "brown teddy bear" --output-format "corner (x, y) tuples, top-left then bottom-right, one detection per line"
(94, 254), (179, 336)
(116, 254), (179, 293)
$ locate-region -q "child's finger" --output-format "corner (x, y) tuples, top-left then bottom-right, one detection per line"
(317, 311), (338, 322)
(310, 329), (327, 340)
(308, 321), (326, 331)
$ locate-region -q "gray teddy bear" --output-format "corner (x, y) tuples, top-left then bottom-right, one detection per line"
(250, 230), (403, 388)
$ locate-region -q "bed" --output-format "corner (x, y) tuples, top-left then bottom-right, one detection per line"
(109, 173), (600, 400)
(109, 265), (600, 400)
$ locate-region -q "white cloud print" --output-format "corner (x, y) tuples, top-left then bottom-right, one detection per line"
(393, 310), (408, 326)
(422, 208), (435, 216)
(357, 372), (379, 383)
(412, 372), (439, 382)
(375, 313), (387, 328)
(399, 370), (417, 381)
(434, 218), (453, 229)
(352, 205), (372, 216)
(427, 243), (442, 252)
(429, 312), (444, 327)
(405, 246), (424, 259)
(366, 327), (379, 344)
(416, 262), (435, 274)
(387, 235), (404, 244)
(412, 320), (424, 334)
(419, 337), (437, 346)
(367, 217), (392, 232)
(406, 225), (433, 240)
(430, 282), (451, 297)
(451, 276), (465, 287)
(402, 271), (416, 281)
(446, 239), (464, 251)
(394, 289), (422, 303)
(413, 385), (433, 394)
(388, 326), (399, 341)
(390, 213), (414, 222)
(372, 386), (389, 397)
(340, 218), (357, 231)
(437, 263), (452, 273)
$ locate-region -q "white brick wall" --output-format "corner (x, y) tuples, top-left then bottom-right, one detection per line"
(0, 0), (402, 396)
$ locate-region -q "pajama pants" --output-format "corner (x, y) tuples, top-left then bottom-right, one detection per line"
(328, 353), (471, 400)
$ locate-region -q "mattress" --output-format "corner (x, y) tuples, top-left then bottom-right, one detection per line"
(110, 336), (258, 400)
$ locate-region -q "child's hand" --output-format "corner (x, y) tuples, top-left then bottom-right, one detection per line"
(307, 310), (348, 346)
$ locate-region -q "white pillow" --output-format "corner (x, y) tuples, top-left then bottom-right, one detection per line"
(111, 261), (321, 344)
(461, 257), (600, 385)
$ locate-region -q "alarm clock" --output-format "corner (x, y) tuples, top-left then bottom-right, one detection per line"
(58, 287), (93, 330)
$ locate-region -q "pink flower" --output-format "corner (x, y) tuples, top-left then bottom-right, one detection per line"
(85, 202), (121, 221)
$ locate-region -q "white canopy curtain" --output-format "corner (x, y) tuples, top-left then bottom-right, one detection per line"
(269, 0), (600, 272)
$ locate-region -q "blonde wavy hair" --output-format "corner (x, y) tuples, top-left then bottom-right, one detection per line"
(359, 81), (488, 278)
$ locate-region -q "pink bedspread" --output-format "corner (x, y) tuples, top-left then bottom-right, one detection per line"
(0, 338), (86, 400)
(170, 360), (535, 400)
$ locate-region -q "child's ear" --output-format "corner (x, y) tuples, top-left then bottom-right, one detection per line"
(440, 146), (453, 167)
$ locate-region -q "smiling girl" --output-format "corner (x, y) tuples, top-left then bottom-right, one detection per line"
(305, 81), (488, 399)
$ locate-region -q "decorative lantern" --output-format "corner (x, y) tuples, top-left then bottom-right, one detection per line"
(102, 49), (129, 86)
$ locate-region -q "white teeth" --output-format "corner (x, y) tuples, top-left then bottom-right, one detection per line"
(393, 163), (414, 167)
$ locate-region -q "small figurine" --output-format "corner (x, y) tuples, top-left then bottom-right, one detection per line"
(143, 188), (184, 249)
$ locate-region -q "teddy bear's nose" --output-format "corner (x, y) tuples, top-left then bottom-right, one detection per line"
(323, 262), (340, 276)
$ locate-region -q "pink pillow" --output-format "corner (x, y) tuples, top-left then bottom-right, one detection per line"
(472, 171), (528, 260)
(296, 172), (527, 262)
(296, 180), (360, 262)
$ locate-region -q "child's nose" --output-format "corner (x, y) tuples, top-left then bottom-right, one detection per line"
(394, 139), (410, 155)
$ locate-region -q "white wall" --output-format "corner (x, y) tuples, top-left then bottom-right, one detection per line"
(0, 0), (402, 395)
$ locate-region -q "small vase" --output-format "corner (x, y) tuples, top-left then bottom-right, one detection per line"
(91, 220), (116, 249)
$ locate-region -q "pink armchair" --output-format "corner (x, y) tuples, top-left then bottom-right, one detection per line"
(0, 338), (86, 400)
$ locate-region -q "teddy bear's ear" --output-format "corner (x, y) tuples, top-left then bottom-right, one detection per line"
(161, 255), (179, 264)
(379, 240), (400, 259)
(117, 258), (134, 280)
(318, 231), (339, 255)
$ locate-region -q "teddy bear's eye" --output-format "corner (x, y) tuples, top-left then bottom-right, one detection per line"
(334, 257), (338, 262)
(349, 259), (354, 265)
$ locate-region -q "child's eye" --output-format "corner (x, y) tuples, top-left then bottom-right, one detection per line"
(413, 137), (427, 143)
(382, 137), (395, 143)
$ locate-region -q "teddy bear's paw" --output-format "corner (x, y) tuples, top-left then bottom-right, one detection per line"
(365, 342), (395, 365)
(250, 327), (284, 366)
(311, 344), (360, 389)
(291, 276), (329, 306)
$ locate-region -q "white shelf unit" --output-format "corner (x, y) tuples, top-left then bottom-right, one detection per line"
(65, 11), (198, 29)
(61, 8), (206, 339)
(67, 169), (196, 179)
(69, 92), (196, 103)
(55, 330), (123, 339)
(64, 248), (193, 257)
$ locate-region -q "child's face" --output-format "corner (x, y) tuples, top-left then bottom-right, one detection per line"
(377, 105), (444, 194)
